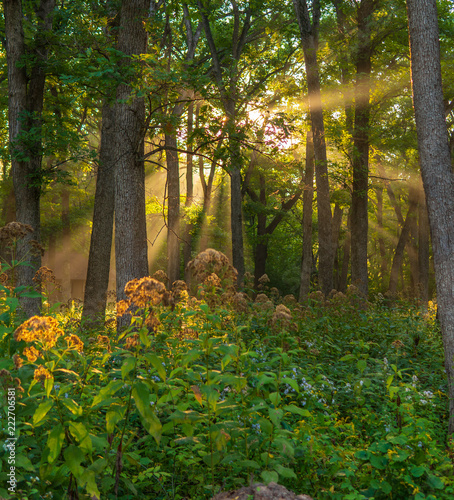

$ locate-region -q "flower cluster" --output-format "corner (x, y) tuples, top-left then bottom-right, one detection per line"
(14, 316), (64, 350)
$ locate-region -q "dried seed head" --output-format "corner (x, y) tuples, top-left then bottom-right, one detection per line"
(124, 277), (166, 308)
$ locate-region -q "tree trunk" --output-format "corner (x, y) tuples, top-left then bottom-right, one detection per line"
(299, 131), (315, 302)
(61, 189), (71, 301)
(294, 0), (333, 296)
(376, 186), (388, 285)
(253, 174), (268, 287)
(338, 208), (351, 293)
(114, 0), (149, 312)
(418, 181), (430, 306)
(388, 197), (418, 295)
(82, 102), (115, 324)
(407, 184), (420, 296)
(351, 0), (374, 297)
(407, 0), (454, 432)
(165, 132), (180, 285)
(183, 100), (194, 274)
(4, 0), (55, 317)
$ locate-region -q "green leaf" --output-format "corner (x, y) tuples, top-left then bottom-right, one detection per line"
(44, 377), (54, 398)
(339, 354), (356, 362)
(79, 469), (100, 499)
(64, 445), (85, 478)
(61, 398), (83, 417)
(410, 465), (426, 478)
(370, 454), (388, 470)
(238, 459), (260, 470)
(121, 356), (136, 380)
(357, 359), (367, 373)
(269, 408), (283, 428)
(46, 424), (65, 463)
(274, 464), (297, 479)
(132, 381), (162, 442)
(355, 450), (370, 460)
(281, 377), (299, 393)
(283, 405), (311, 417)
(269, 392), (281, 406)
(33, 400), (54, 427)
(15, 455), (34, 471)
(261, 470), (279, 484)
(427, 474), (444, 489)
(106, 407), (125, 434)
(69, 422), (92, 453)
(202, 451), (222, 466)
(92, 380), (123, 407)
(146, 354), (166, 382)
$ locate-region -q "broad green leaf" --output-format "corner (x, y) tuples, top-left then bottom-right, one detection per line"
(427, 474), (444, 489)
(33, 400), (54, 427)
(410, 465), (426, 478)
(339, 354), (356, 362)
(258, 418), (273, 435)
(44, 377), (54, 398)
(79, 469), (100, 499)
(238, 459), (260, 469)
(357, 359), (367, 373)
(283, 405), (311, 417)
(106, 407), (125, 434)
(64, 445), (85, 478)
(91, 380), (123, 407)
(132, 382), (162, 442)
(281, 377), (299, 393)
(121, 356), (136, 380)
(269, 408), (283, 428)
(261, 470), (279, 484)
(269, 392), (281, 406)
(202, 451), (221, 466)
(146, 354), (166, 382)
(370, 454), (388, 469)
(274, 464), (297, 479)
(69, 422), (92, 453)
(15, 454), (34, 471)
(46, 424), (65, 463)
(61, 398), (83, 417)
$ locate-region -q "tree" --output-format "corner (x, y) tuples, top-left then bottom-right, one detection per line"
(114, 0), (150, 310)
(293, 0), (334, 296)
(3, 0), (56, 317)
(406, 0), (454, 432)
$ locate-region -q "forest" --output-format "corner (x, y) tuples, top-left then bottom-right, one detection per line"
(1, 0), (454, 498)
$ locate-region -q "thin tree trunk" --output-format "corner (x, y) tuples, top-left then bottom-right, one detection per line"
(114, 0), (149, 314)
(407, 184), (420, 296)
(338, 209), (351, 293)
(376, 186), (388, 284)
(82, 102), (115, 324)
(183, 100), (194, 274)
(165, 132), (180, 285)
(407, 0), (454, 432)
(388, 197), (418, 295)
(61, 189), (71, 301)
(299, 131), (315, 301)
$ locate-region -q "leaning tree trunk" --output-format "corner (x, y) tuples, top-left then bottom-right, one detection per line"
(407, 0), (454, 433)
(114, 0), (149, 314)
(82, 102), (115, 324)
(3, 0), (56, 317)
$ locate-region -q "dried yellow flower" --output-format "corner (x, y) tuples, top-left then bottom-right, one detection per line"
(33, 365), (52, 382)
(66, 334), (84, 352)
(23, 346), (41, 362)
(125, 333), (140, 349)
(14, 316), (63, 349)
(13, 354), (23, 370)
(124, 277), (166, 308)
(116, 299), (131, 317)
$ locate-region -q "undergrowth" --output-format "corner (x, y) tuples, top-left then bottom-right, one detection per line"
(0, 249), (452, 499)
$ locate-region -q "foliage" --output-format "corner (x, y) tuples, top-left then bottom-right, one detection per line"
(0, 273), (452, 499)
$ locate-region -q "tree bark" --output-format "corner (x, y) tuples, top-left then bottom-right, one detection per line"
(351, 0), (374, 297)
(407, 0), (454, 432)
(387, 197), (418, 296)
(418, 181), (430, 306)
(183, 100), (194, 274)
(299, 131), (315, 301)
(114, 0), (149, 311)
(82, 102), (115, 324)
(165, 132), (180, 285)
(4, 0), (56, 317)
(294, 0), (333, 296)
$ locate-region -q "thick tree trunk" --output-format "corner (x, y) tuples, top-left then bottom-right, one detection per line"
(4, 0), (55, 317)
(82, 102), (115, 324)
(299, 131), (315, 302)
(294, 0), (333, 296)
(418, 182), (430, 306)
(407, 0), (454, 432)
(114, 0), (149, 311)
(351, 0), (374, 297)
